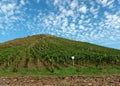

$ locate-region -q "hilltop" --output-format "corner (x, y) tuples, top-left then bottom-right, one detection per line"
(0, 34), (120, 74)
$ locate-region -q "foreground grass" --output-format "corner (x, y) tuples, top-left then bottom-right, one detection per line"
(0, 65), (120, 77)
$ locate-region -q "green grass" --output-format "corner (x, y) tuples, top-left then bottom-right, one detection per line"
(0, 68), (13, 76)
(0, 65), (119, 77)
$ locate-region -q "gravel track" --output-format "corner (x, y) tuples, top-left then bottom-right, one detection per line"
(0, 75), (120, 86)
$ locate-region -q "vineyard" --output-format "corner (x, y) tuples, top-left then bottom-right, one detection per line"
(0, 34), (120, 73)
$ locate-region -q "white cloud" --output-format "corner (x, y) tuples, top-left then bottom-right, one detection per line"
(20, 0), (25, 5)
(70, 23), (75, 30)
(1, 30), (8, 35)
(101, 0), (108, 5)
(79, 6), (87, 14)
(78, 20), (82, 25)
(70, 0), (78, 9)
(104, 12), (120, 29)
(1, 3), (16, 14)
(80, 15), (85, 19)
(0, 0), (28, 34)
(90, 6), (100, 18)
(54, 0), (60, 5)
(66, 10), (74, 17)
(79, 25), (84, 30)
(96, 0), (115, 8)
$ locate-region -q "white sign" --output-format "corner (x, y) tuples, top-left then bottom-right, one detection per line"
(71, 56), (75, 60)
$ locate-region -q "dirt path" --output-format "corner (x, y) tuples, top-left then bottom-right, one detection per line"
(0, 75), (119, 86)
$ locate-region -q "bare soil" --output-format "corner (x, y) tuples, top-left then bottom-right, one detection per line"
(0, 75), (120, 86)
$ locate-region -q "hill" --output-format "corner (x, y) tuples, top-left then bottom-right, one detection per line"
(0, 34), (120, 73)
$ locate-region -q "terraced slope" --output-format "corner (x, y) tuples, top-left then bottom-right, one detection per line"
(0, 34), (120, 72)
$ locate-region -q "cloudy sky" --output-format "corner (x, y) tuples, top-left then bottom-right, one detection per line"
(0, 0), (120, 49)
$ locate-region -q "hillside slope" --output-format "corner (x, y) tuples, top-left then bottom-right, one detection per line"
(0, 34), (120, 72)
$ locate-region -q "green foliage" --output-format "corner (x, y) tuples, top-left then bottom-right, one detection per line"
(0, 65), (120, 76)
(0, 34), (120, 73)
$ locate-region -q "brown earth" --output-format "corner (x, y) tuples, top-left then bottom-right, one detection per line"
(0, 75), (120, 86)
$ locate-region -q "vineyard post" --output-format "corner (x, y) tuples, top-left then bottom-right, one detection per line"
(71, 56), (75, 66)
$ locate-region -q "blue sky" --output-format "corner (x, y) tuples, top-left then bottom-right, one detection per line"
(0, 0), (120, 50)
